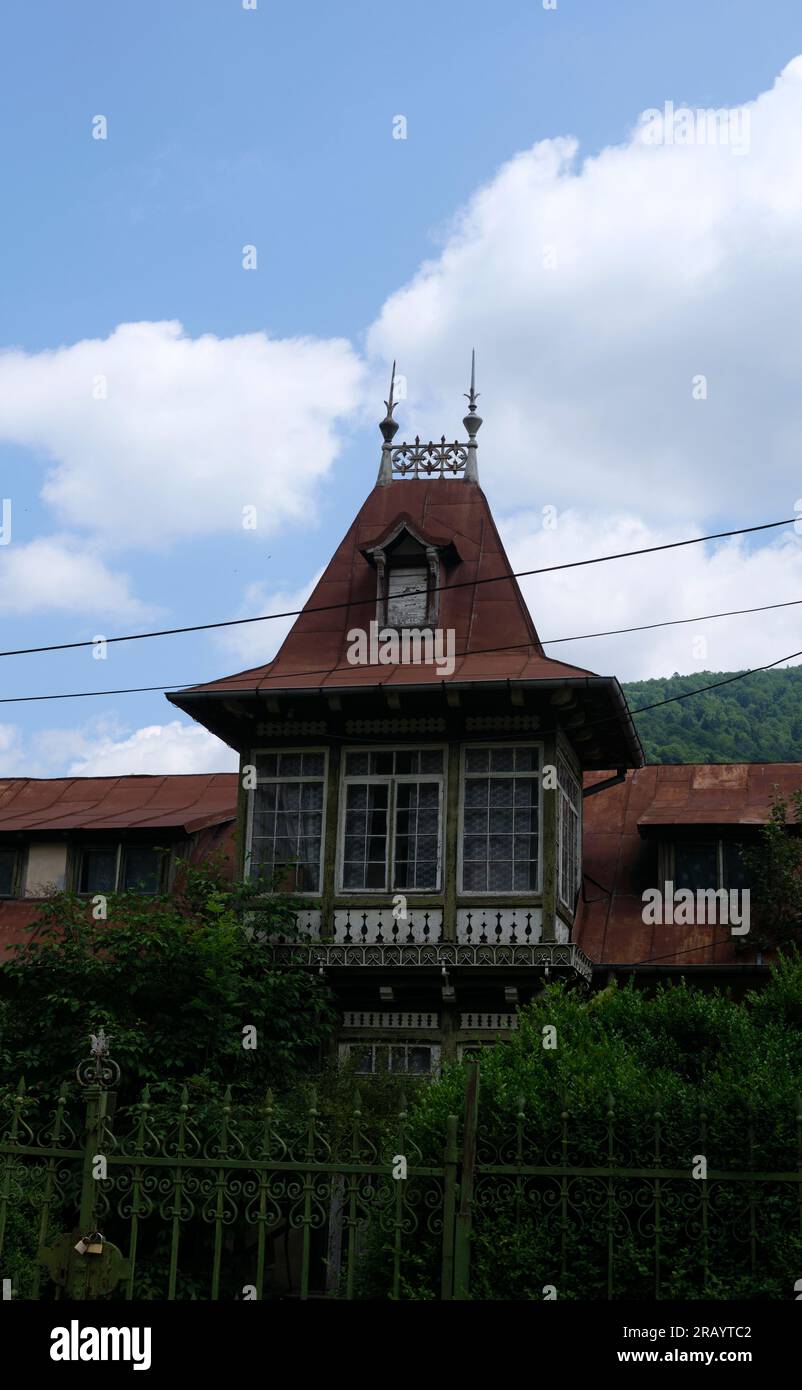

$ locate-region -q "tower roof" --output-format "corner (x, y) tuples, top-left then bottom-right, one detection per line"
(172, 478), (597, 697)
(168, 366), (643, 769)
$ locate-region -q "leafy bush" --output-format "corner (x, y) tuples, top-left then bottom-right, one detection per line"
(363, 962), (802, 1299)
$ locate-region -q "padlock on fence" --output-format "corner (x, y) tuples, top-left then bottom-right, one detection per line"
(73, 1231), (104, 1256)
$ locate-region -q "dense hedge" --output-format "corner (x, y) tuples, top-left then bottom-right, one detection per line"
(363, 958), (802, 1300)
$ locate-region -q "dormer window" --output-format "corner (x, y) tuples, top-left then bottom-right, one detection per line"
(387, 566), (428, 626)
(361, 518), (460, 632)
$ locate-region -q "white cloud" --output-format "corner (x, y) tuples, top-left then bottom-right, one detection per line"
(0, 320), (364, 547)
(65, 720), (237, 775)
(367, 57), (802, 528)
(0, 537), (152, 619)
(0, 715), (236, 777)
(214, 571), (323, 669)
(502, 508), (802, 681)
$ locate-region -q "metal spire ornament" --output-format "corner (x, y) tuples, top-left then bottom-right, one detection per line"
(380, 360), (400, 443)
(462, 349), (482, 482)
(377, 360), (401, 483)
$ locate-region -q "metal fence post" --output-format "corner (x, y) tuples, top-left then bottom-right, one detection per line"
(441, 1114), (459, 1299)
(453, 1060), (479, 1300)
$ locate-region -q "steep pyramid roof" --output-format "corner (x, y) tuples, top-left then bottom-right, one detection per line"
(172, 478), (598, 698)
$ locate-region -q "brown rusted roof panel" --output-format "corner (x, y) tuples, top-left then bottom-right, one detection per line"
(172, 480), (599, 696)
(0, 774), (238, 833)
(574, 763), (802, 966)
(637, 763), (802, 827)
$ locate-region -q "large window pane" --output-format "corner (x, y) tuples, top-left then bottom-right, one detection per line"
(123, 848), (162, 894)
(250, 753), (325, 892)
(461, 747), (540, 893)
(724, 841), (751, 890)
(80, 849), (117, 894)
(394, 782), (439, 890)
(557, 757), (582, 909)
(675, 842), (718, 892)
(0, 849), (17, 897)
(342, 783), (389, 890)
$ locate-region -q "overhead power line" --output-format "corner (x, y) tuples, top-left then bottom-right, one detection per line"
(0, 515), (795, 661)
(542, 595), (802, 645)
(0, 635), (800, 716)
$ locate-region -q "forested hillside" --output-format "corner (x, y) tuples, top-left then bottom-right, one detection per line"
(621, 667), (802, 764)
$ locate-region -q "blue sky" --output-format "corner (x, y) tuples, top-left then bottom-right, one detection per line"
(2, 0), (802, 775)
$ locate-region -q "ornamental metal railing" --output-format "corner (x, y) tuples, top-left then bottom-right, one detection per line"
(389, 437), (469, 478)
(2, 1044), (801, 1301)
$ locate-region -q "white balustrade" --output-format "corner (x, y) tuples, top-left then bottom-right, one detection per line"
(456, 906), (542, 945)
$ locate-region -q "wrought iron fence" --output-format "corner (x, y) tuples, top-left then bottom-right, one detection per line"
(1, 1042), (801, 1300)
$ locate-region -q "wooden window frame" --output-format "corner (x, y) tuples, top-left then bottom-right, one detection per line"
(0, 845), (23, 899)
(73, 843), (168, 896)
(457, 741), (544, 897)
(337, 1041), (442, 1076)
(336, 745), (446, 895)
(246, 747), (328, 898)
(556, 754), (582, 909)
(662, 836), (749, 893)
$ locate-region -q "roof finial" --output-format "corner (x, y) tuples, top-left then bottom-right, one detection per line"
(462, 349), (482, 483)
(380, 360), (400, 443)
(377, 360), (400, 483)
(464, 349), (479, 414)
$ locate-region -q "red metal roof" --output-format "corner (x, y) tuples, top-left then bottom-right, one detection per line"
(0, 773), (238, 833)
(574, 763), (802, 965)
(170, 480), (601, 697)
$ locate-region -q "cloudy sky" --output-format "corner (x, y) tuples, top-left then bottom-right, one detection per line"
(2, 0), (802, 776)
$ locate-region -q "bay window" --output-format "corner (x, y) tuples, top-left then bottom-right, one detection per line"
(249, 750), (326, 893)
(557, 755), (582, 909)
(339, 748), (444, 891)
(460, 745), (540, 893)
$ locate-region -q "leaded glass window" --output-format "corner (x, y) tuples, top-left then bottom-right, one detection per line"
(557, 755), (582, 909)
(340, 748), (444, 892)
(461, 746), (540, 893)
(250, 750), (326, 892)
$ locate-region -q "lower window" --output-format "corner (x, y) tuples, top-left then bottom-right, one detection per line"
(0, 848), (20, 897)
(339, 1042), (440, 1075)
(670, 839), (751, 892)
(77, 845), (165, 895)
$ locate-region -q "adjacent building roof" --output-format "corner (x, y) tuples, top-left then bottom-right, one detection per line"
(635, 762), (802, 827)
(574, 763), (802, 965)
(0, 773), (238, 834)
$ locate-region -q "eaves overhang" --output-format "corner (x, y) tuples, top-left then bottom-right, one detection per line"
(168, 674), (644, 769)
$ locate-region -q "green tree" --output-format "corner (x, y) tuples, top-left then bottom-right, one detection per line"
(740, 788), (802, 953)
(0, 859), (336, 1103)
